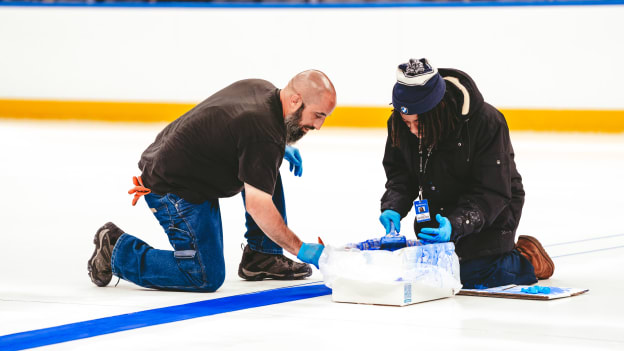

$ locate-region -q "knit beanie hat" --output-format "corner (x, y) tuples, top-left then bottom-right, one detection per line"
(392, 58), (446, 115)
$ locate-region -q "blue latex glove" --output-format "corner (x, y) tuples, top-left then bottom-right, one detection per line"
(284, 146), (303, 177)
(379, 209), (401, 234)
(418, 214), (451, 243)
(297, 243), (324, 269)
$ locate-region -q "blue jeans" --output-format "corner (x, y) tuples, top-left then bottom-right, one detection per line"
(459, 249), (538, 289)
(111, 174), (286, 292)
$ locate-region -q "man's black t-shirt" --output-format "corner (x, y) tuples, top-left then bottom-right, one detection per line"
(138, 79), (286, 204)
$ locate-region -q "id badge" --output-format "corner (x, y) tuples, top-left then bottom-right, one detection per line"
(414, 199), (431, 223)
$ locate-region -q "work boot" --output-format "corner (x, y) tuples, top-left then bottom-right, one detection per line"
(87, 222), (124, 287)
(238, 245), (312, 281)
(516, 235), (555, 280)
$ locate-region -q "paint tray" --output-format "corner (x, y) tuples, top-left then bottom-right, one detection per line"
(458, 284), (589, 300)
(319, 242), (462, 306)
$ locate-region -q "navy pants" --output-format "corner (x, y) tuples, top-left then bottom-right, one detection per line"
(112, 174), (286, 292)
(460, 249), (538, 289)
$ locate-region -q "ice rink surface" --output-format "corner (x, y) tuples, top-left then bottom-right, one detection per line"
(1, 119), (623, 350)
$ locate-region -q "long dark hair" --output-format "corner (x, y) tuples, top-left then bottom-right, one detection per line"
(390, 83), (460, 148)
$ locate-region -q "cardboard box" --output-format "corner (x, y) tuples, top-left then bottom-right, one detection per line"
(331, 277), (458, 306)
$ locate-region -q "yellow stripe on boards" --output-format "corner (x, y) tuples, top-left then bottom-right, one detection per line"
(0, 99), (623, 133)
(325, 106), (392, 128)
(501, 109), (624, 133)
(327, 107), (624, 133)
(0, 99), (195, 123)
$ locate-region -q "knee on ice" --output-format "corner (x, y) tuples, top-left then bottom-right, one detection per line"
(195, 270), (225, 292)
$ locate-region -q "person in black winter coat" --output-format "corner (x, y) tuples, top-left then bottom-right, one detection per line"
(379, 58), (555, 289)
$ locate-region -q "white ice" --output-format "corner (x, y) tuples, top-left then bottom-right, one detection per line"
(1, 119), (623, 350)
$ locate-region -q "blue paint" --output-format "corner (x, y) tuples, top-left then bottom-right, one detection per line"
(0, 0), (623, 8)
(0, 283), (331, 350)
(521, 285), (551, 294)
(519, 286), (571, 295)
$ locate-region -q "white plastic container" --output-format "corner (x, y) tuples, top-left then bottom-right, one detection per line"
(319, 242), (462, 306)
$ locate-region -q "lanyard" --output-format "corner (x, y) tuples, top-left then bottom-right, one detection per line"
(418, 138), (433, 201)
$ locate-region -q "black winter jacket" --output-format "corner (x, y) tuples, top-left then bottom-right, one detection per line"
(380, 68), (525, 261)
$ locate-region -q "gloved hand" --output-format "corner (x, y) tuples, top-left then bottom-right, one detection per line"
(418, 214), (452, 243)
(297, 243), (324, 269)
(379, 209), (401, 234)
(284, 146), (302, 177)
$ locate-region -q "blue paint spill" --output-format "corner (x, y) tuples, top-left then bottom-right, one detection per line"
(520, 286), (569, 295)
(521, 286), (551, 294)
(0, 283), (331, 351)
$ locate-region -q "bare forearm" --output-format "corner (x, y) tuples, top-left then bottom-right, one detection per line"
(244, 183), (303, 256)
(248, 203), (302, 255)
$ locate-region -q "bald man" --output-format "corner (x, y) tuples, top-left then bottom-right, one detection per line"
(88, 71), (337, 292)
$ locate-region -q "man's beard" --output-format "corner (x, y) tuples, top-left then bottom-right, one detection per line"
(284, 103), (306, 145)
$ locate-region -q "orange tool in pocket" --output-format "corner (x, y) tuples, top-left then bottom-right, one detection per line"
(128, 176), (151, 206)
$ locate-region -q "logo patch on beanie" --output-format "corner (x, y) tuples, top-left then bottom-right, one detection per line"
(401, 106), (408, 114)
